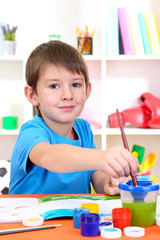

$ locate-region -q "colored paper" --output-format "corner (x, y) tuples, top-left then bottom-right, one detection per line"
(144, 11), (160, 54)
(129, 12), (145, 55)
(106, 6), (119, 55)
(118, 7), (135, 55)
(138, 13), (152, 55)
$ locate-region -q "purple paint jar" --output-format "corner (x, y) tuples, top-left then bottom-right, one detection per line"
(80, 213), (99, 237)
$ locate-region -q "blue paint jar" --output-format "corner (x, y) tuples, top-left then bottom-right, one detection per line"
(80, 213), (99, 237)
(73, 208), (90, 229)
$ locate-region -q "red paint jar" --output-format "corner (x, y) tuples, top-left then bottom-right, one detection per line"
(112, 208), (131, 231)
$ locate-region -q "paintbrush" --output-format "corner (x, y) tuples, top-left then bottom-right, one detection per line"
(116, 109), (138, 186)
(0, 224), (62, 235)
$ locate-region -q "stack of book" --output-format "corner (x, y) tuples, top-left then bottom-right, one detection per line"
(106, 6), (160, 55)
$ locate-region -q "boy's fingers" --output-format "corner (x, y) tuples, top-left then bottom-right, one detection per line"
(105, 186), (120, 195)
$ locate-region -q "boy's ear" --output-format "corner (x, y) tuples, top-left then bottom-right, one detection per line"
(85, 82), (91, 100)
(24, 85), (38, 106)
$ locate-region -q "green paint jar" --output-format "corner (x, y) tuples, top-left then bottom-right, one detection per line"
(2, 116), (18, 129)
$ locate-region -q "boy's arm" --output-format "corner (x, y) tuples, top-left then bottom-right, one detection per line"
(29, 142), (139, 177)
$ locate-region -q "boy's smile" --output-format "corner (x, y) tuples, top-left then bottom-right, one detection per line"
(30, 64), (91, 134)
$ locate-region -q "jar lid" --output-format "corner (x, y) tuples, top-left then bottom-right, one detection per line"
(112, 208), (131, 218)
(73, 207), (89, 215)
(81, 203), (99, 214)
(101, 228), (122, 238)
(124, 227), (145, 237)
(22, 216), (44, 227)
(136, 171), (151, 177)
(119, 180), (159, 192)
(99, 222), (113, 231)
(81, 213), (99, 222)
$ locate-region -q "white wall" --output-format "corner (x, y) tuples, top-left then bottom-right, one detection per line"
(0, 0), (101, 57)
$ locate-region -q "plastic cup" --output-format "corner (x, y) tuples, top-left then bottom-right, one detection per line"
(119, 180), (159, 227)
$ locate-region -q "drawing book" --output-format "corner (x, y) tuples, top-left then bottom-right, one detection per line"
(0, 195), (160, 223)
(0, 195), (121, 223)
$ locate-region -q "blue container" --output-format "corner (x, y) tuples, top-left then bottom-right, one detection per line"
(73, 207), (89, 229)
(80, 213), (99, 237)
(119, 180), (159, 201)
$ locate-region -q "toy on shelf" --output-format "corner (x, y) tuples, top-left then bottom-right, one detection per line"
(132, 145), (145, 172)
(108, 92), (160, 129)
(142, 153), (157, 172)
(131, 144), (158, 183)
(139, 92), (160, 128)
(108, 106), (151, 128)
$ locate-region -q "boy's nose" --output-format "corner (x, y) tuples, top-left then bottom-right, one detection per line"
(62, 86), (73, 100)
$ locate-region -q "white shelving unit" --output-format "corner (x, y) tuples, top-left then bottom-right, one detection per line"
(0, 56), (32, 159)
(0, 0), (160, 180)
(81, 0), (160, 181)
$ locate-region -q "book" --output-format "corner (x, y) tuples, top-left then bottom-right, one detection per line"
(0, 195), (121, 223)
(106, 6), (119, 55)
(129, 12), (145, 55)
(118, 7), (135, 55)
(144, 11), (160, 54)
(138, 13), (152, 55)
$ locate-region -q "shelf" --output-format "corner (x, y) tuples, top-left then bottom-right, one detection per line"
(91, 128), (103, 135)
(106, 55), (160, 61)
(0, 129), (19, 135)
(0, 56), (24, 61)
(83, 55), (103, 61)
(105, 128), (160, 135)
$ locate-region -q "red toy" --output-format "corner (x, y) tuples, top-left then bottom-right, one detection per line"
(139, 92), (160, 128)
(108, 106), (151, 128)
(108, 92), (160, 129)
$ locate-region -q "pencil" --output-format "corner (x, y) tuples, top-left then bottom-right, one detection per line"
(116, 109), (138, 186)
(0, 224), (62, 235)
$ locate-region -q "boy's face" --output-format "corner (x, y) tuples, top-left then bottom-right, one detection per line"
(31, 64), (91, 129)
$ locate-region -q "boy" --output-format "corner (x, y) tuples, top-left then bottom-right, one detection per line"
(9, 41), (139, 194)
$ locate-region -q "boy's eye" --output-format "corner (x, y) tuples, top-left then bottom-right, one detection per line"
(50, 84), (59, 89)
(72, 82), (81, 87)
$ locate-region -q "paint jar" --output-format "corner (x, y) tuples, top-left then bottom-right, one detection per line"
(73, 207), (89, 229)
(81, 203), (99, 214)
(99, 221), (113, 232)
(2, 116), (18, 129)
(112, 208), (131, 230)
(80, 213), (99, 237)
(119, 180), (159, 226)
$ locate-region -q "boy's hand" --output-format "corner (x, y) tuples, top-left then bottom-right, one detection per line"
(98, 146), (139, 178)
(104, 176), (130, 195)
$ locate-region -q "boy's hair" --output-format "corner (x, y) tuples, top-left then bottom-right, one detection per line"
(25, 40), (89, 92)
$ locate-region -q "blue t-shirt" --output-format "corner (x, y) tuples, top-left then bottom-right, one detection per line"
(9, 116), (97, 194)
